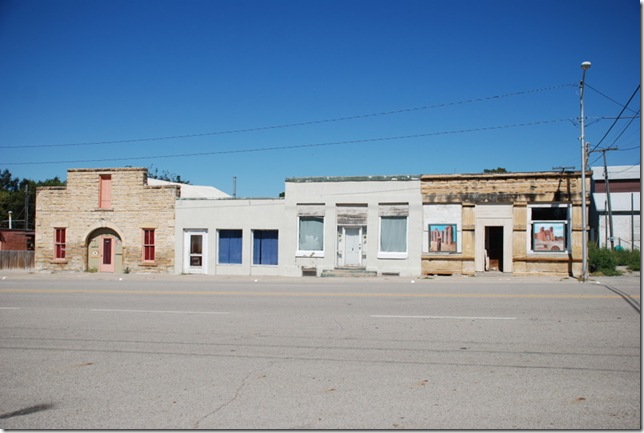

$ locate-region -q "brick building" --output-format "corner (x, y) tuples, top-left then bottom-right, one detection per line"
(35, 168), (179, 273)
(421, 171), (588, 276)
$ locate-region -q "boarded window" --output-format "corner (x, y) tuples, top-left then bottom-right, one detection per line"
(99, 175), (112, 208)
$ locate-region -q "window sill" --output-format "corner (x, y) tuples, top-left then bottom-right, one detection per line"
(93, 208), (114, 212)
(377, 252), (408, 260)
(528, 251), (570, 256)
(50, 259), (68, 264)
(140, 262), (157, 267)
(296, 251), (324, 258)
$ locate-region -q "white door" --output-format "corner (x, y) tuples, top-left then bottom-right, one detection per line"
(184, 230), (208, 274)
(344, 227), (362, 266)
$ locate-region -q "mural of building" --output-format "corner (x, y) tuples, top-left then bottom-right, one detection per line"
(35, 168), (180, 273)
(591, 165), (640, 250)
(421, 171), (588, 277)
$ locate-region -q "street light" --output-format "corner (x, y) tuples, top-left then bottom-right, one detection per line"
(579, 61), (591, 281)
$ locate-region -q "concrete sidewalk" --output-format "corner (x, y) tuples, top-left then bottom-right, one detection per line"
(0, 268), (639, 287)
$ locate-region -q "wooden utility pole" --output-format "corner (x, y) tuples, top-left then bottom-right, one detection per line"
(591, 147), (618, 249)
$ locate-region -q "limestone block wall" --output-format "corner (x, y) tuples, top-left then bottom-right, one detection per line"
(35, 168), (178, 273)
(421, 171), (589, 277)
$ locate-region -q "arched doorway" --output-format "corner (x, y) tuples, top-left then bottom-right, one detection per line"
(87, 228), (123, 273)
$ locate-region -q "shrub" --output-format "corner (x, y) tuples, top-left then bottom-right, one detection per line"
(628, 250), (641, 272)
(588, 243), (619, 276)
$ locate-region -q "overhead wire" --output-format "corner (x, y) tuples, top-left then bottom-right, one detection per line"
(588, 85), (640, 153)
(0, 83), (576, 150)
(3, 118), (572, 166)
(586, 84), (640, 114)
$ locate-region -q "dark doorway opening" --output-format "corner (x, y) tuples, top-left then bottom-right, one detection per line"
(485, 226), (504, 272)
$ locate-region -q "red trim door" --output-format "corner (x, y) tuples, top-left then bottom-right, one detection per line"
(99, 236), (115, 272)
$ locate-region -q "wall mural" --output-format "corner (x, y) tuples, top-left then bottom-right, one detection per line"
(429, 224), (457, 252)
(532, 222), (566, 251)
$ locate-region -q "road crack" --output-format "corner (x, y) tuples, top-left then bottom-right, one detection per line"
(192, 360), (278, 429)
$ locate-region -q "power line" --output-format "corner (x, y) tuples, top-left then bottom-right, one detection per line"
(0, 84), (576, 150)
(608, 109), (640, 149)
(3, 118), (572, 166)
(586, 84), (640, 114)
(589, 85), (640, 153)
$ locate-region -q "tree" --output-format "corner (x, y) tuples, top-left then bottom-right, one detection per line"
(0, 169), (65, 229)
(483, 167), (509, 174)
(147, 165), (191, 184)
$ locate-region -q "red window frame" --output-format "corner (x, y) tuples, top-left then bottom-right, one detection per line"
(54, 228), (66, 259)
(143, 229), (155, 262)
(99, 174), (112, 209)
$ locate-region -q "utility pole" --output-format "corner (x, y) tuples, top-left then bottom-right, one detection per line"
(591, 147), (618, 249)
(24, 184), (29, 230)
(579, 61), (591, 281)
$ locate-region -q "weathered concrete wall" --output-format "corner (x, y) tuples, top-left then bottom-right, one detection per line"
(284, 176), (423, 277)
(35, 168), (178, 273)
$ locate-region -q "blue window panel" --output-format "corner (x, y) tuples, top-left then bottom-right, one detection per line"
(219, 230), (242, 264)
(253, 230), (278, 265)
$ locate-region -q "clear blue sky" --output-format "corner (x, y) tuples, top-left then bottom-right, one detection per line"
(0, 0), (640, 197)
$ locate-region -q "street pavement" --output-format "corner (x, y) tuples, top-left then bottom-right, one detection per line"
(0, 271), (640, 429)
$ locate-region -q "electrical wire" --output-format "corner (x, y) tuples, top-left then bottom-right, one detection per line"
(608, 109), (640, 149)
(0, 84), (576, 150)
(586, 84), (640, 114)
(589, 85), (640, 153)
(3, 118), (572, 166)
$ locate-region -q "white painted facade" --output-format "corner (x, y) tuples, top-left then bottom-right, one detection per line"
(591, 165), (640, 250)
(175, 198), (286, 276)
(174, 175), (423, 277)
(284, 176), (423, 277)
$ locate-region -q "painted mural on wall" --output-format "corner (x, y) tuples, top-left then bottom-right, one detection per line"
(532, 222), (566, 251)
(429, 224), (457, 252)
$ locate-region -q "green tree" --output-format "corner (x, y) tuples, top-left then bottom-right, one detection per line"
(483, 167), (509, 174)
(147, 165), (191, 184)
(0, 169), (65, 230)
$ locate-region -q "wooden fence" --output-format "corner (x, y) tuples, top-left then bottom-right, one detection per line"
(0, 251), (35, 270)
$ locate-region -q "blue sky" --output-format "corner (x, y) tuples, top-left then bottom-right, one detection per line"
(0, 0), (640, 197)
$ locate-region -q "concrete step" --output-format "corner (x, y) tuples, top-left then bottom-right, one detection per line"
(321, 267), (378, 278)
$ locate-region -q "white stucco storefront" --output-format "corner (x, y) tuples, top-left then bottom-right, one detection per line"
(174, 175), (423, 277)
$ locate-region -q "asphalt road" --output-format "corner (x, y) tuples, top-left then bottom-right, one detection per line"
(0, 272), (640, 429)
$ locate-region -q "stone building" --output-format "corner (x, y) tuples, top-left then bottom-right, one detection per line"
(421, 171), (588, 277)
(35, 168), (179, 273)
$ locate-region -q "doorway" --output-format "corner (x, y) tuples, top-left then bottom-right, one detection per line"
(87, 228), (122, 273)
(99, 237), (115, 272)
(485, 226), (504, 271)
(338, 226), (364, 267)
(184, 230), (208, 274)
